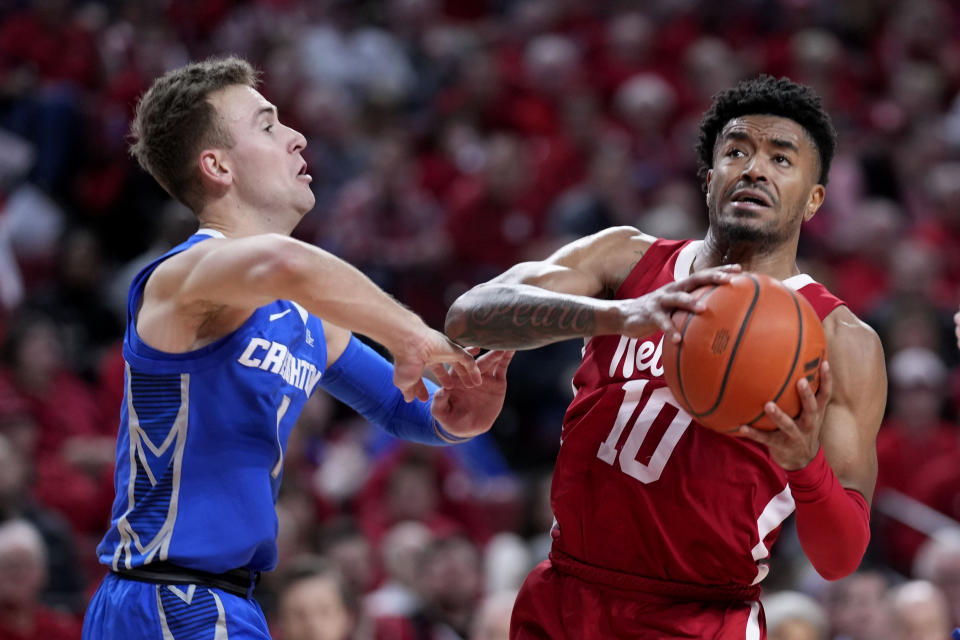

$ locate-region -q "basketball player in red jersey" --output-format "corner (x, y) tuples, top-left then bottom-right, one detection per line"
(445, 75), (886, 639)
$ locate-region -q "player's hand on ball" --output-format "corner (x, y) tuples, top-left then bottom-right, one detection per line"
(735, 360), (833, 470)
(618, 264), (741, 341)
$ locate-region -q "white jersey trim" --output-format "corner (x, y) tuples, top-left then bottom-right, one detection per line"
(113, 366), (189, 571)
(745, 601), (761, 640)
(672, 241), (818, 294)
(673, 240), (701, 280)
(195, 228), (226, 239)
(783, 273), (815, 290)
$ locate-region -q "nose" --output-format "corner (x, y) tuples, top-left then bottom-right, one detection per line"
(289, 127), (307, 153)
(741, 154), (768, 183)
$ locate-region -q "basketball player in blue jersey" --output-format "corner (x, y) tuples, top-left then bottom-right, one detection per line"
(82, 56), (513, 640)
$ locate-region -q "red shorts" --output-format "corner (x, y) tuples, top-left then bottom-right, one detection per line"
(510, 560), (766, 640)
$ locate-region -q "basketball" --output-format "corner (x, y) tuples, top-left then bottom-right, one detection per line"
(662, 272), (827, 433)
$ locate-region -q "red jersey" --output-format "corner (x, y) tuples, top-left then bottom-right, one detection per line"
(551, 239), (844, 590)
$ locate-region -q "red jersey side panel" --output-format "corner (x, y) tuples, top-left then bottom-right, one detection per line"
(551, 239), (843, 588)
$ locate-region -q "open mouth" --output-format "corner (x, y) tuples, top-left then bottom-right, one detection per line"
(733, 195), (765, 205)
(297, 163), (311, 181)
(729, 189), (772, 208)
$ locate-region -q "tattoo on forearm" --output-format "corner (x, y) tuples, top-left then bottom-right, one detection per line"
(458, 297), (597, 348)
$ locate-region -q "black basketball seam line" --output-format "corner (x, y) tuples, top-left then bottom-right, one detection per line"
(674, 284), (720, 415)
(745, 288), (805, 426)
(693, 274), (760, 418)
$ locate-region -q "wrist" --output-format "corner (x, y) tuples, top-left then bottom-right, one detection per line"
(432, 418), (475, 443)
(785, 446), (830, 499)
(382, 312), (430, 355)
(593, 301), (625, 337)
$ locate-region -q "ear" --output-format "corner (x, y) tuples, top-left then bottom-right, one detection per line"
(705, 169), (713, 205)
(198, 148), (232, 189)
(803, 184), (826, 222)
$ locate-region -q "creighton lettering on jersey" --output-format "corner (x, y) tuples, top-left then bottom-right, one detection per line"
(555, 239), (844, 588)
(237, 338), (323, 394)
(97, 230), (328, 576)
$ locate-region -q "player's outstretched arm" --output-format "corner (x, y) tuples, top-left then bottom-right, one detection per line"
(445, 227), (738, 350)
(146, 233), (480, 400)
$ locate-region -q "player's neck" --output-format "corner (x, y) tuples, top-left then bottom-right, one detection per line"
(695, 233), (801, 280)
(197, 199), (299, 238)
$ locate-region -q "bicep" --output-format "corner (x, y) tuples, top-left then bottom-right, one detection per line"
(486, 261), (604, 297)
(176, 234), (303, 310)
(820, 318), (887, 504)
(488, 226), (652, 297)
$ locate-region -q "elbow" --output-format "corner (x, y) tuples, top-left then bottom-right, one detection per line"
(445, 284), (497, 341)
(804, 531), (870, 582)
(814, 560), (862, 582)
(444, 297), (469, 341)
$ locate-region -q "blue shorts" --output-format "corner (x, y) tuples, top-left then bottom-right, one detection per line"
(83, 572), (271, 639)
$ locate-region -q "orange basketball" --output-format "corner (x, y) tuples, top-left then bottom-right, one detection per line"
(662, 272), (826, 433)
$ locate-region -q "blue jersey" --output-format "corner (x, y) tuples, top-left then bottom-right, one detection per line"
(96, 230), (327, 574)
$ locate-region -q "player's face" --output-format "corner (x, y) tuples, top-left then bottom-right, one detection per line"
(705, 115), (824, 250)
(208, 85), (315, 218)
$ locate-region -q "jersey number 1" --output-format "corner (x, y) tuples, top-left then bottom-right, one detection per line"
(596, 379), (692, 483)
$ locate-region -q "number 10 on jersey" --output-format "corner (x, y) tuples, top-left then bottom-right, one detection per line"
(596, 380), (693, 484)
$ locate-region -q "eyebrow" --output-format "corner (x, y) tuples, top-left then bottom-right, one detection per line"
(769, 138), (799, 153)
(721, 130), (799, 153)
(252, 105), (278, 124)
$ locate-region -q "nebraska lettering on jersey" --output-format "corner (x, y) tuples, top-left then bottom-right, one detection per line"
(606, 335), (664, 379)
(237, 338), (323, 395)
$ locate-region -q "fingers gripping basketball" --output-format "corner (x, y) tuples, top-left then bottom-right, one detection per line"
(662, 273), (826, 433)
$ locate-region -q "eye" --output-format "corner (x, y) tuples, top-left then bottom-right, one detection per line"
(725, 148), (744, 158)
(773, 154), (791, 166)
(264, 124), (274, 133)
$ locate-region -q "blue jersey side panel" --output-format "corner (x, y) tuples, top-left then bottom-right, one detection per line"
(97, 232), (327, 573)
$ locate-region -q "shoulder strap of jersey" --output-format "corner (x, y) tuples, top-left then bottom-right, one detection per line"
(614, 238), (692, 299)
(125, 229), (223, 328)
(784, 274), (845, 321)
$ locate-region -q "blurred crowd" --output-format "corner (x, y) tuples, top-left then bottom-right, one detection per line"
(1, 0), (960, 638)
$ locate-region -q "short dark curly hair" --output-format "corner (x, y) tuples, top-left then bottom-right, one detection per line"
(129, 56), (259, 212)
(695, 75), (836, 188)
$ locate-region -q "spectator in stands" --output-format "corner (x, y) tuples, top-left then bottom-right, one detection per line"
(820, 570), (894, 640)
(416, 534), (484, 638)
(469, 589), (516, 640)
(889, 580), (952, 640)
(366, 520), (432, 619)
(954, 305), (960, 350)
(26, 227), (122, 379)
(0, 0), (96, 194)
(0, 518), (81, 640)
(274, 554), (363, 640)
(762, 590), (828, 640)
(875, 347), (957, 572)
(316, 518), (379, 600)
(913, 530), (960, 626)
(0, 432), (86, 614)
(0, 310), (114, 539)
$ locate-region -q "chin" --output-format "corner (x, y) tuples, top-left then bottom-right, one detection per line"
(297, 195), (316, 215)
(715, 218), (779, 247)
